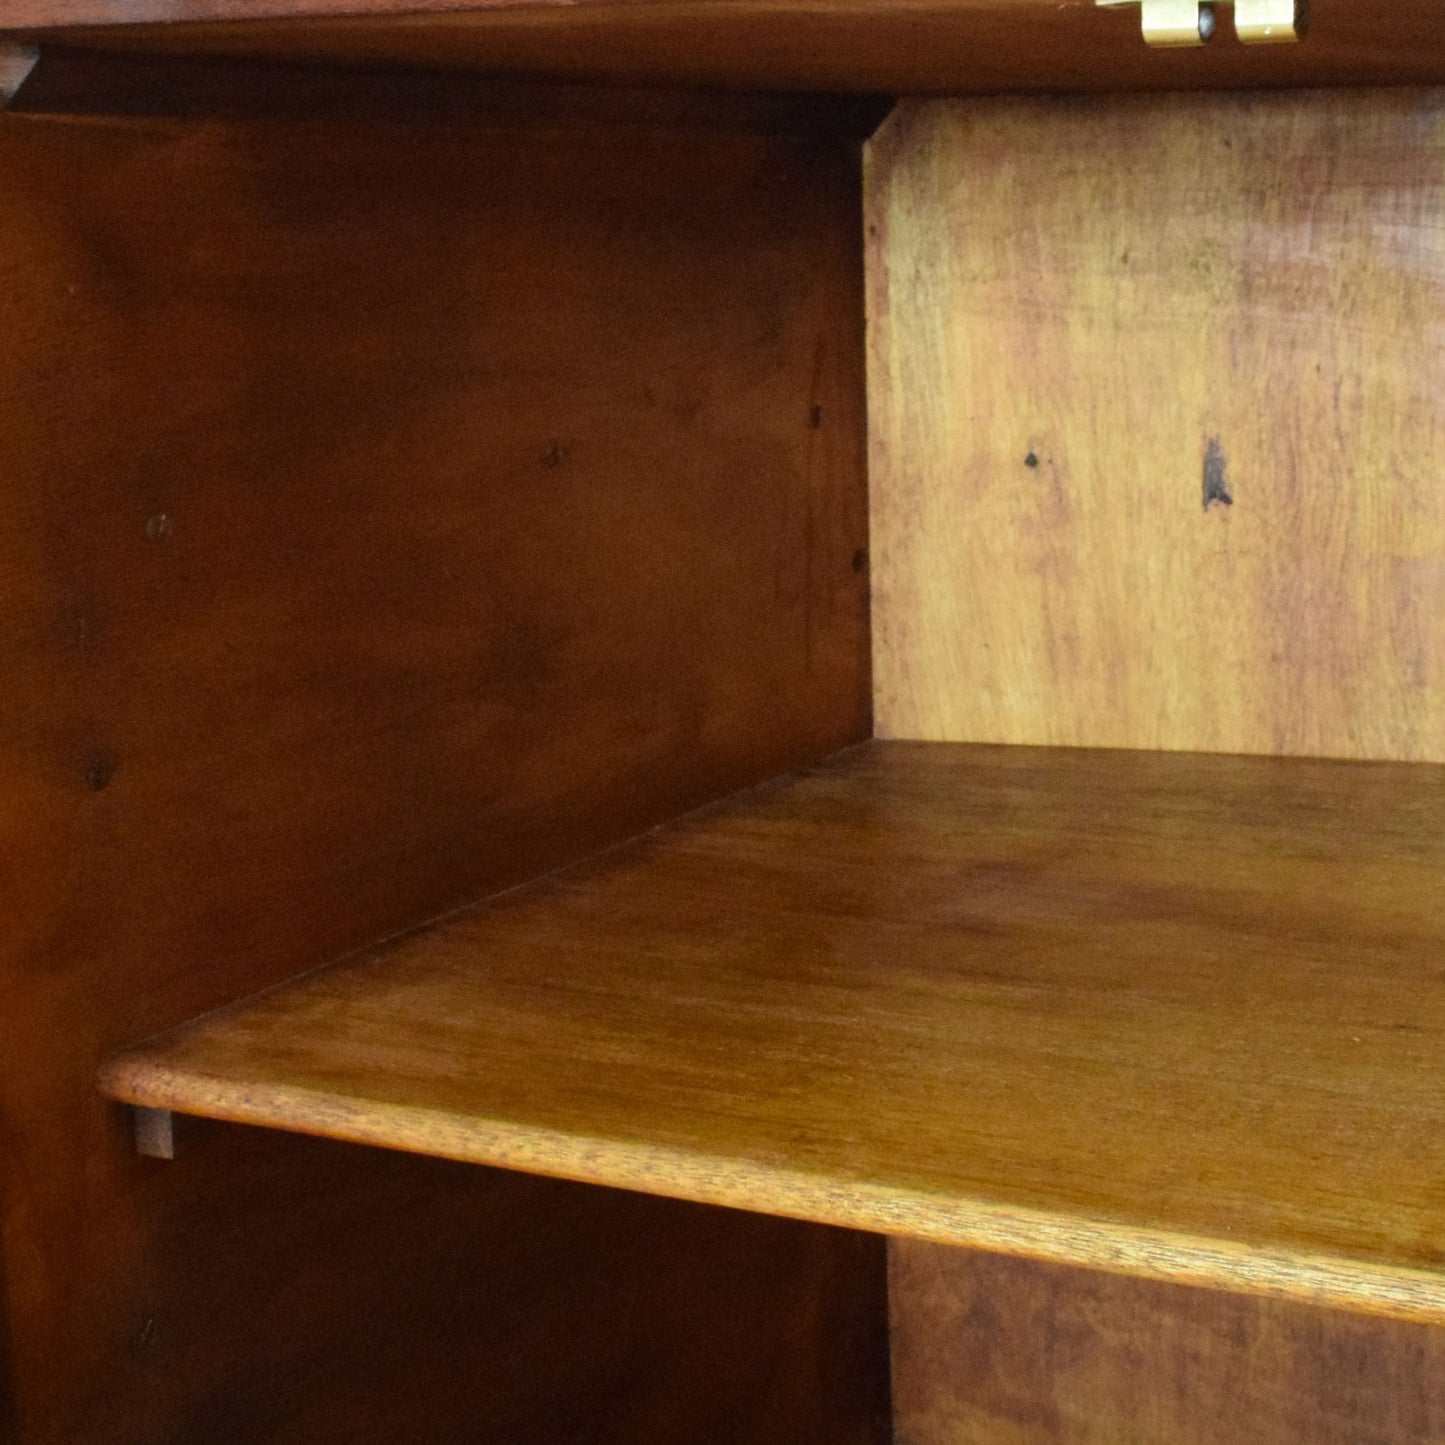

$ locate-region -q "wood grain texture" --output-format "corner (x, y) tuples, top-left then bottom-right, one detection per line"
(891, 1242), (1445, 1445)
(103, 740), (1445, 1323)
(0, 86), (870, 1444)
(869, 90), (1445, 762)
(11, 2), (1445, 94)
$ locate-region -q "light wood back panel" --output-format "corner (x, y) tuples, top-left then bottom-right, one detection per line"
(868, 90), (1445, 762)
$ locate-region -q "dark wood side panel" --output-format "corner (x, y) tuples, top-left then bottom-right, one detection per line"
(118, 1123), (891, 1445)
(892, 1242), (1445, 1445)
(0, 70), (872, 1443)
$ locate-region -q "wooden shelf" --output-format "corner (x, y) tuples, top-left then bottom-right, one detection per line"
(101, 741), (1445, 1323)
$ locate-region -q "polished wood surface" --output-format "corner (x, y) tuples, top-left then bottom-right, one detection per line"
(10, 1), (1445, 94)
(103, 740), (1445, 1323)
(869, 91), (1445, 762)
(891, 1242), (1445, 1444)
(0, 84), (870, 1442)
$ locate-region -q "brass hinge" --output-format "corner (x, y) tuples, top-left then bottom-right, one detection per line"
(1097, 0), (1305, 46)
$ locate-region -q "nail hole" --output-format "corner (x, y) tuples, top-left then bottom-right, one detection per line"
(85, 752), (117, 792)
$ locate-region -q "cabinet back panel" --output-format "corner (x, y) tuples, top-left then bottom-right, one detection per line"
(872, 86), (1445, 1444)
(868, 90), (1445, 763)
(892, 1242), (1445, 1445)
(0, 78), (873, 1442)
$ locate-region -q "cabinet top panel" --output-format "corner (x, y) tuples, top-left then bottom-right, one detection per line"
(8, 0), (1445, 95)
(103, 740), (1445, 1324)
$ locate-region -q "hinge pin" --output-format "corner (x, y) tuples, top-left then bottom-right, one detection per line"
(1098, 0), (1303, 47)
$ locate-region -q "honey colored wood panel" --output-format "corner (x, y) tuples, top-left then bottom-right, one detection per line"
(103, 740), (1445, 1323)
(869, 91), (1445, 761)
(12, 2), (1445, 95)
(891, 1242), (1445, 1445)
(0, 82), (870, 1444)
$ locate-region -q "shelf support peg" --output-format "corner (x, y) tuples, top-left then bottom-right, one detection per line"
(0, 46), (39, 108)
(133, 1106), (176, 1161)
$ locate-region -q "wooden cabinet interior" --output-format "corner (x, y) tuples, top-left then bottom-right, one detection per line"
(0, 9), (1442, 1444)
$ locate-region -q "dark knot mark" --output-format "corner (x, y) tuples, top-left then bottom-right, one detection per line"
(1203, 437), (1233, 511)
(85, 751), (117, 792)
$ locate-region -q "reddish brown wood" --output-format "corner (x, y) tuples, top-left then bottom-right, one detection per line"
(0, 75), (871, 1443)
(15, 0), (548, 19)
(891, 1243), (1445, 1445)
(112, 1125), (891, 1445)
(8, 0), (1444, 95)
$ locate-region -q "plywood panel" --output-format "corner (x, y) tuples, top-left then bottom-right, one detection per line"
(9, 1), (1445, 94)
(891, 1242), (1445, 1445)
(868, 90), (1445, 762)
(0, 77), (871, 1443)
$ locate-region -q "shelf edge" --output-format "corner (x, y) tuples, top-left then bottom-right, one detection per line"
(98, 1052), (1445, 1326)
